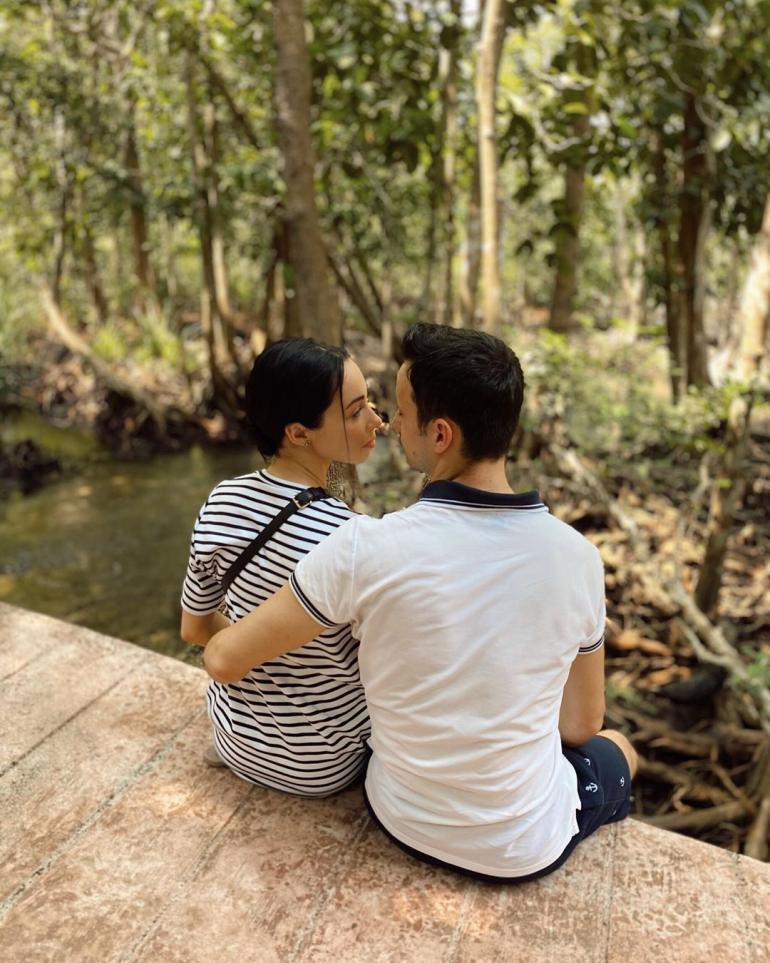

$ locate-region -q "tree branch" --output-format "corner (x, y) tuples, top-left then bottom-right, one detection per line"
(198, 52), (262, 152)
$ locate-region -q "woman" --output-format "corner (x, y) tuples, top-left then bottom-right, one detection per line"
(180, 338), (383, 796)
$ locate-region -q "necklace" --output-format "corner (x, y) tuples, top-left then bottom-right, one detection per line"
(296, 463), (327, 488)
(270, 456), (327, 489)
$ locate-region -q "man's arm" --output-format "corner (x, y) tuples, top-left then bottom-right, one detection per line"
(180, 610), (230, 647)
(203, 584), (325, 683)
(559, 647), (606, 747)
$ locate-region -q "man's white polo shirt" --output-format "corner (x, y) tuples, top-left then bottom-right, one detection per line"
(290, 480), (605, 877)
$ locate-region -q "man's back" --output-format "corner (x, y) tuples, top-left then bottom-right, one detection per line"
(292, 479), (605, 877)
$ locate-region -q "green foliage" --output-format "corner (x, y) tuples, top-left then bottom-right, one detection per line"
(90, 312), (186, 371)
(135, 311), (184, 367)
(525, 328), (733, 469)
(308, 0), (451, 288)
(743, 650), (770, 694)
(92, 325), (130, 364)
(0, 0), (769, 395)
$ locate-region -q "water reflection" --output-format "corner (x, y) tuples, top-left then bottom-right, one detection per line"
(0, 444), (262, 660)
(0, 409), (103, 459)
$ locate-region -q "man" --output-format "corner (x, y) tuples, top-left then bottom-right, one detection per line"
(204, 323), (637, 881)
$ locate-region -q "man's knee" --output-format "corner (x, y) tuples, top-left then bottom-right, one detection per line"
(598, 728), (638, 779)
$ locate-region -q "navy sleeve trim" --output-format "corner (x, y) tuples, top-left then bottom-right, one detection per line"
(289, 573), (336, 628)
(578, 635), (605, 655)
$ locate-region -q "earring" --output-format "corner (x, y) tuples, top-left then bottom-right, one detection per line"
(304, 441), (310, 448)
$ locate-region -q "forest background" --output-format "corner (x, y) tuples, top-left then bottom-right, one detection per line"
(1, 0), (769, 861)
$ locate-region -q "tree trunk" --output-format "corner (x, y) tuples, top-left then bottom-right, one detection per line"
(185, 52), (238, 411)
(736, 193), (770, 380)
(259, 254), (277, 334)
(549, 43), (591, 334)
(273, 0), (339, 345)
(476, 0), (506, 334)
(328, 250), (382, 337)
(270, 262), (287, 343)
(694, 393), (753, 616)
(610, 177), (644, 333)
(51, 108), (69, 307)
(161, 217), (179, 303)
(204, 94), (234, 324)
(263, 221), (288, 343)
(694, 197), (770, 613)
(678, 93), (711, 387)
(124, 110), (157, 306)
(421, 174), (440, 319)
(548, 114), (588, 333)
(199, 51), (262, 153)
(436, 3), (461, 327)
(81, 220), (110, 325)
(458, 158), (481, 327)
(652, 129), (685, 402)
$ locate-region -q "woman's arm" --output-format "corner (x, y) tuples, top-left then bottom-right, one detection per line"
(203, 584), (325, 683)
(180, 610), (231, 647)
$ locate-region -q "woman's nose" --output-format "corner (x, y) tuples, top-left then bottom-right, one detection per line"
(369, 404), (387, 431)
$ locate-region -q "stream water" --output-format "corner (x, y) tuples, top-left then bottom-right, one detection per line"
(0, 413), (260, 660)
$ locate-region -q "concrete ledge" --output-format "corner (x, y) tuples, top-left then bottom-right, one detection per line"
(1, 602), (768, 963)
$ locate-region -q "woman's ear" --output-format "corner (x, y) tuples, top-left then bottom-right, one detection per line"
(432, 418), (454, 454)
(284, 422), (310, 449)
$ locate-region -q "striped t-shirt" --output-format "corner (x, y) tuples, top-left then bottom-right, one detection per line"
(181, 468), (370, 796)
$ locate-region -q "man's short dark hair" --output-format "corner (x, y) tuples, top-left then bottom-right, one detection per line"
(401, 323), (525, 461)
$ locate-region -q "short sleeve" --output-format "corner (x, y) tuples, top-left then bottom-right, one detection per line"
(180, 507), (225, 615)
(577, 545), (606, 655)
(289, 516), (359, 627)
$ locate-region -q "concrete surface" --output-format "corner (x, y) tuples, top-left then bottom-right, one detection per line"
(0, 602), (768, 963)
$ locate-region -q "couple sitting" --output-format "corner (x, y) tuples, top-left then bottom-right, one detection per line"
(180, 322), (636, 882)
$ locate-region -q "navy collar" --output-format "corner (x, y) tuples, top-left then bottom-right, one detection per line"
(419, 480), (546, 511)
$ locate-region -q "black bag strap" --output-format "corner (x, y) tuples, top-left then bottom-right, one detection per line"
(220, 486), (327, 594)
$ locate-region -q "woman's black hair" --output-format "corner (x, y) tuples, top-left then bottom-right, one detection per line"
(244, 338), (349, 458)
(401, 323), (524, 461)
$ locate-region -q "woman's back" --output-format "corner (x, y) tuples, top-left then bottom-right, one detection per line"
(182, 468), (369, 796)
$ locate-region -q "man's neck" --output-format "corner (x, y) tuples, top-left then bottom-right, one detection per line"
(432, 458), (513, 495)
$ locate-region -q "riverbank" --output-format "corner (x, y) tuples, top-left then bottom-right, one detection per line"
(1, 334), (247, 479)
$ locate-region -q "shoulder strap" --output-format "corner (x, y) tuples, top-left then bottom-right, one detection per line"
(220, 486), (327, 595)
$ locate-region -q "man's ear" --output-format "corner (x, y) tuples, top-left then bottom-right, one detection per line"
(432, 417), (455, 453)
(284, 422), (310, 449)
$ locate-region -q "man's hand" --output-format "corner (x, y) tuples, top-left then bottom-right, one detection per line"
(203, 584), (325, 683)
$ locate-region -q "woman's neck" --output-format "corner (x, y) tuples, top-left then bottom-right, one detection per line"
(268, 452), (329, 489)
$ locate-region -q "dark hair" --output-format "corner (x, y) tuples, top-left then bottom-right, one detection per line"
(401, 323), (525, 461)
(244, 339), (349, 457)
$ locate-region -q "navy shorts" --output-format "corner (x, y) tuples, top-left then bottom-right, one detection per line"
(363, 734), (633, 884)
(535, 734), (633, 879)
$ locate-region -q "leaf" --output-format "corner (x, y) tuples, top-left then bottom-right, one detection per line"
(685, 0), (712, 26)
(711, 128), (731, 152)
(563, 101), (589, 115)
